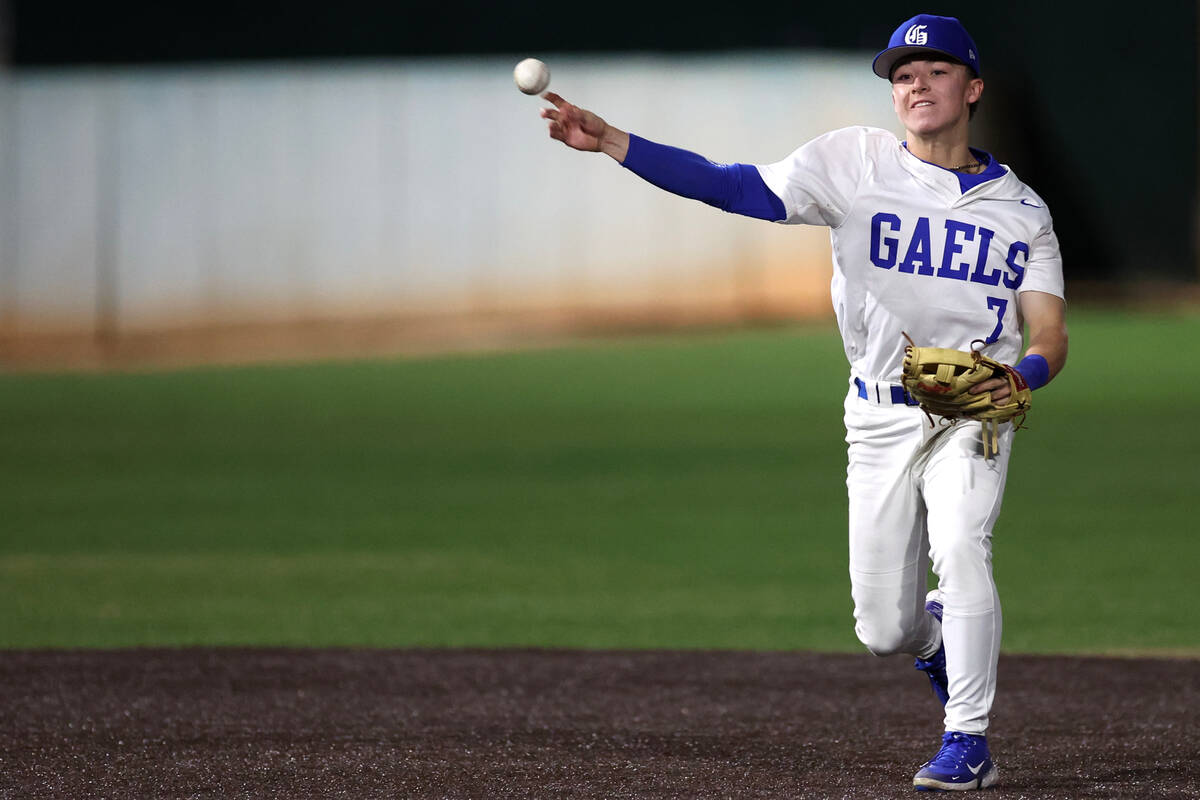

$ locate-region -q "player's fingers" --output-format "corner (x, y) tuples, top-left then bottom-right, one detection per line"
(540, 107), (560, 121)
(544, 94), (590, 128)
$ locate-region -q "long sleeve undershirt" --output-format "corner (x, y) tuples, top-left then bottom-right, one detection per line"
(620, 133), (787, 222)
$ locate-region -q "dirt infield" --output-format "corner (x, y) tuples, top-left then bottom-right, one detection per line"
(1, 650), (1196, 799)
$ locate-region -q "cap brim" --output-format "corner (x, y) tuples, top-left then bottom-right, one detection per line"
(872, 46), (971, 79)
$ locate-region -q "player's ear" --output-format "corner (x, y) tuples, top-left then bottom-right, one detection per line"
(967, 77), (984, 104)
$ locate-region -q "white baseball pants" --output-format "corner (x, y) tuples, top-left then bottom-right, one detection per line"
(843, 377), (1011, 735)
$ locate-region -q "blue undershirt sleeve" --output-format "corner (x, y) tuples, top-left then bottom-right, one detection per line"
(620, 133), (786, 222)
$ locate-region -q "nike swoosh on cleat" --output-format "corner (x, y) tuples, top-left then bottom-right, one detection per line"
(968, 761), (986, 775)
(1020, 199), (1042, 207)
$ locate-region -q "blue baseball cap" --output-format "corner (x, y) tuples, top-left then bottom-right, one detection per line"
(872, 14), (981, 79)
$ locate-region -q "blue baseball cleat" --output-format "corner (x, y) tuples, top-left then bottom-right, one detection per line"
(914, 589), (949, 705)
(913, 731), (999, 791)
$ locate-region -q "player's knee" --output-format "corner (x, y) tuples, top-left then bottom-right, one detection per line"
(854, 622), (908, 656)
(930, 533), (986, 565)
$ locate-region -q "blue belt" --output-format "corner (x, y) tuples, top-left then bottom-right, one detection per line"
(854, 376), (920, 407)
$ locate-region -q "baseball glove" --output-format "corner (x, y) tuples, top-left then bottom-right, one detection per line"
(900, 335), (1031, 458)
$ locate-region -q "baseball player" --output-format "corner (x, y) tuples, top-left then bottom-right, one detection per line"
(539, 13), (1067, 792)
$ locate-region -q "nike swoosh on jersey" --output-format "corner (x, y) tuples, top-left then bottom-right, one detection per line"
(1020, 199), (1042, 208)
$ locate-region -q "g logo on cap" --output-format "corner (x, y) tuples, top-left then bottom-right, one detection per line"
(904, 25), (929, 46)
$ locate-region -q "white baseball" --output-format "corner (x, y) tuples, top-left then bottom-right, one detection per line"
(513, 58), (550, 95)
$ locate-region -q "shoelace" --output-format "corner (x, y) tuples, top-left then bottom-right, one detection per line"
(926, 732), (980, 769)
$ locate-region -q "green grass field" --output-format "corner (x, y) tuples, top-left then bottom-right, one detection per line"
(1, 310), (1196, 654)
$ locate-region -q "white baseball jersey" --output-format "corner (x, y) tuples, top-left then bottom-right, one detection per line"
(756, 126), (1065, 382)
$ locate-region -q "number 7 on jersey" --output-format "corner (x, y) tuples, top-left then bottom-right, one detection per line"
(985, 297), (1008, 344)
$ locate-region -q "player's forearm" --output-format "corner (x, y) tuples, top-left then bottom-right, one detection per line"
(615, 134), (787, 221)
(1017, 326), (1068, 390)
(1024, 332), (1068, 379)
(1015, 291), (1067, 389)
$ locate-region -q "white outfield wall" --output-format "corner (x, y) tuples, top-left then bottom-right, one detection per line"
(0, 53), (897, 343)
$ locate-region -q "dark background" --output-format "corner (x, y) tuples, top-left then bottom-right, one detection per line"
(8, 0), (1197, 283)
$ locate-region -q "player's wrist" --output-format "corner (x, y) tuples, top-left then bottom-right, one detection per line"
(599, 125), (630, 162)
(1013, 354), (1050, 390)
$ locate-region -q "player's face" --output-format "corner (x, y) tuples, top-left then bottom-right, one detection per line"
(890, 60), (983, 138)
